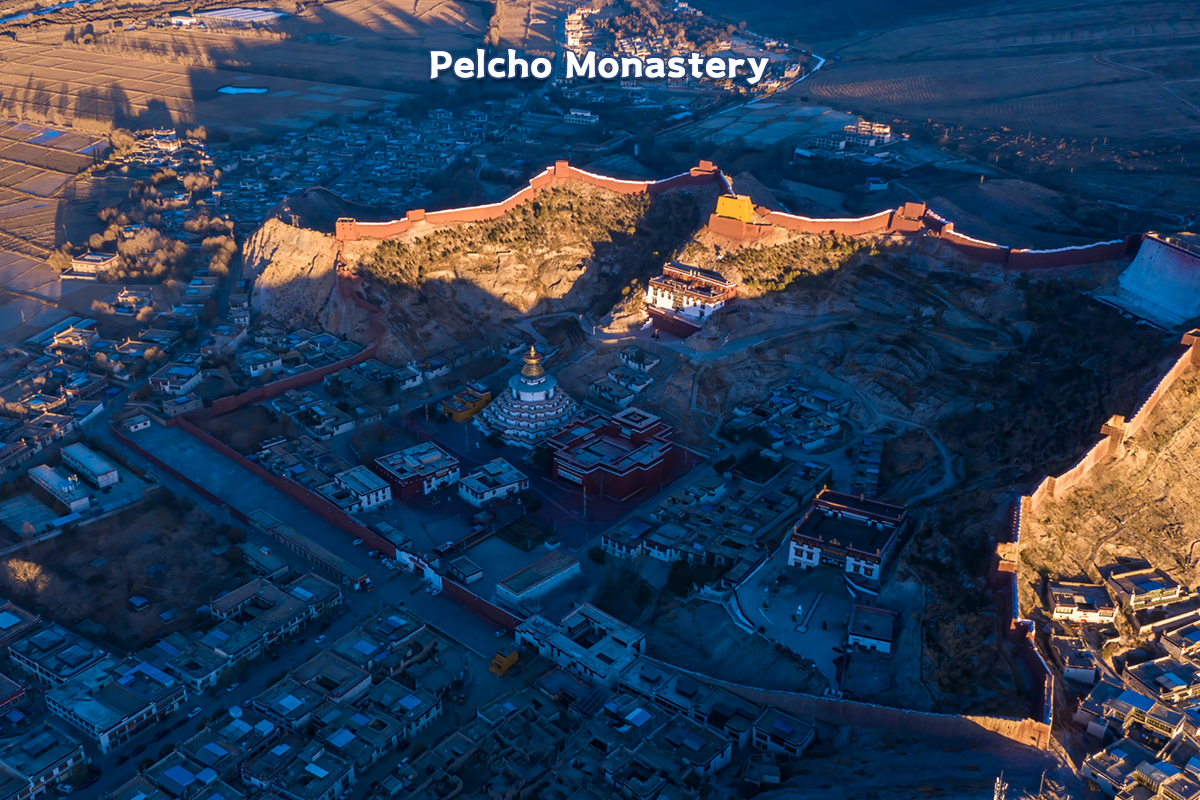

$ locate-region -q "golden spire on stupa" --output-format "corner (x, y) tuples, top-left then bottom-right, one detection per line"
(521, 344), (544, 378)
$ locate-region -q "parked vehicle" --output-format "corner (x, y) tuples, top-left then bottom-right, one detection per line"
(188, 707), (202, 719)
(315, 635), (327, 644)
(352, 538), (364, 546)
(226, 682), (240, 693)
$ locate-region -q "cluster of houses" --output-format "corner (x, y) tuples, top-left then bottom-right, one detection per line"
(389, 603), (815, 798)
(600, 457), (831, 590)
(0, 558), (474, 799)
(587, 347), (659, 412)
(560, 3), (805, 95)
(723, 379), (852, 455)
(794, 120), (904, 165)
(1039, 560), (1200, 798)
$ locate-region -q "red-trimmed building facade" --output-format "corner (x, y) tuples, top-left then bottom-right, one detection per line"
(547, 407), (674, 500)
(787, 490), (909, 581)
(645, 264), (736, 336)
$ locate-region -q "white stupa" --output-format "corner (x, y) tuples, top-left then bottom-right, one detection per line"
(476, 345), (579, 448)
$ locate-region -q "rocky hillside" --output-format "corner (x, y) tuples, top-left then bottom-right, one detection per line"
(1019, 368), (1200, 619)
(246, 181), (712, 361)
(243, 218), (339, 330)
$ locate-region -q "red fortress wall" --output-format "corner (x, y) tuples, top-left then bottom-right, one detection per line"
(335, 159), (1141, 271)
(335, 161), (725, 242)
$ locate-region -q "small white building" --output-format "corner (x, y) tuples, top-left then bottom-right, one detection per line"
(237, 349), (283, 378)
(752, 709), (814, 758)
(319, 466), (392, 514)
(124, 415), (151, 433)
(69, 252), (119, 277)
(846, 604), (894, 654)
(149, 363), (202, 397)
(29, 466), (91, 512)
(458, 459), (528, 507)
(1049, 583), (1116, 625)
(61, 443), (118, 488)
(496, 550), (580, 608)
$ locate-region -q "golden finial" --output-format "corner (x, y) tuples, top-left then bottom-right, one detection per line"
(521, 344), (544, 378)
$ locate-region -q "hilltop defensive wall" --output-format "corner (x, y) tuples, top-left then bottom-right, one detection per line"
(334, 159), (1146, 271)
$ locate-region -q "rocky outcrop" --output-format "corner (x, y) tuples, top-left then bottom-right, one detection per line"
(244, 218), (342, 331)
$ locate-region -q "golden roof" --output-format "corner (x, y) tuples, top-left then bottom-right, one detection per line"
(521, 344), (544, 378)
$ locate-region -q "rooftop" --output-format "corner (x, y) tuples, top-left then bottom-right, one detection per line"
(847, 605), (895, 642)
(497, 550), (579, 596)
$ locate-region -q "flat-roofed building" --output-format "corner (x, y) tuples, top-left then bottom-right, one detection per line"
(149, 362), (203, 396)
(693, 686), (762, 749)
(236, 349), (283, 378)
(162, 393), (204, 419)
(163, 639), (230, 693)
(145, 752), (243, 799)
(1050, 635), (1098, 685)
(619, 347), (659, 373)
(317, 466), (391, 513)
(440, 381), (492, 422)
(645, 264), (736, 322)
(251, 679), (324, 730)
(0, 674), (25, 717)
(189, 708), (281, 770)
(0, 721), (87, 799)
(107, 775), (171, 800)
(548, 407), (674, 500)
(374, 442), (459, 499)
(69, 251), (118, 276)
(8, 623), (112, 685)
(330, 630), (389, 671)
(788, 490), (909, 581)
(1164, 619), (1200, 660)
(1048, 582), (1117, 624)
(496, 550), (580, 608)
(47, 657), (185, 753)
(28, 465), (91, 512)
(312, 702), (404, 770)
(1082, 738), (1156, 797)
(293, 651), (371, 705)
(241, 734), (355, 800)
(361, 680), (441, 738)
(516, 603), (645, 687)
(60, 443), (118, 488)
(0, 601), (39, 649)
(1103, 563), (1189, 611)
(457, 458), (528, 507)
(846, 604), (895, 654)
(606, 713), (732, 792)
(752, 708), (815, 757)
(1126, 655), (1200, 708)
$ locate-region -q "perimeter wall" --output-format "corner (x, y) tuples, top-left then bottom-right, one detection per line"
(1000, 331), (1200, 729)
(333, 160), (1147, 271)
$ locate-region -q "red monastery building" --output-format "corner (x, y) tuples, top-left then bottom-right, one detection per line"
(645, 264), (736, 337)
(547, 406), (674, 500)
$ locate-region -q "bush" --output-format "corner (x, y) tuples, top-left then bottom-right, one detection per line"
(588, 547), (606, 564)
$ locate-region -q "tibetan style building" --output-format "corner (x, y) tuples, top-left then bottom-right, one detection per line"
(475, 346), (579, 448)
(645, 264), (736, 337)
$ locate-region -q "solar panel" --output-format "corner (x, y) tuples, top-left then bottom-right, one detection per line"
(772, 719), (794, 736)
